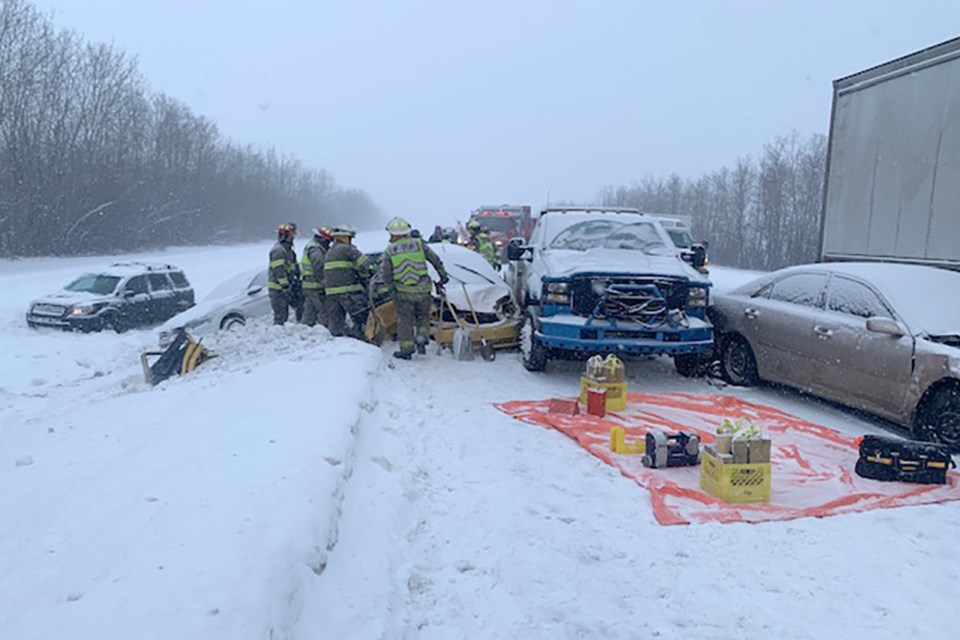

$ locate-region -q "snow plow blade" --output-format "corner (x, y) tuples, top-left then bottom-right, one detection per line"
(140, 328), (215, 385)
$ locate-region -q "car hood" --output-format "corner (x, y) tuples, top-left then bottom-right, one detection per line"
(32, 290), (114, 307)
(442, 282), (508, 314)
(540, 248), (708, 283)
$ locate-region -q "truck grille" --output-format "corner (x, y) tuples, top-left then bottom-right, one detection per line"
(571, 276), (688, 323)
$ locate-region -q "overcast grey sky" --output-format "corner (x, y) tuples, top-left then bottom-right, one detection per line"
(30, 0), (960, 229)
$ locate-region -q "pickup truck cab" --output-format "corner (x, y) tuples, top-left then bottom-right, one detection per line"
(506, 207), (712, 374)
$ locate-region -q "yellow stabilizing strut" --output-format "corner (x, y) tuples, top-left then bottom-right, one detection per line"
(610, 426), (645, 454)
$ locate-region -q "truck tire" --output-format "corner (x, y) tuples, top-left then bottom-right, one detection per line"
(720, 335), (758, 386)
(520, 313), (548, 372)
(674, 353), (704, 378)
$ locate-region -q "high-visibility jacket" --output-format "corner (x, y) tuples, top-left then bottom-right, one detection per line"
(300, 238), (328, 291)
(268, 241), (297, 291)
(323, 240), (370, 296)
(469, 232), (499, 269)
(381, 237), (447, 295)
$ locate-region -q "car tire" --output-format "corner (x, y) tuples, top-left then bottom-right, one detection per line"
(720, 335), (758, 386)
(674, 353), (704, 378)
(99, 312), (126, 334)
(915, 385), (960, 452)
(220, 314), (246, 331)
(520, 313), (548, 372)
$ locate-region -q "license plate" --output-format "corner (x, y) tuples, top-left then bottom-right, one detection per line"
(30, 316), (63, 326)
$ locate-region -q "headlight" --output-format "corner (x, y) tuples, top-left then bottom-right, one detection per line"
(687, 287), (708, 308)
(70, 304), (96, 316)
(543, 281), (570, 304)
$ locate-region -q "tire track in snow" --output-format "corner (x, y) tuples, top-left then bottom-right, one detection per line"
(292, 358), (425, 639)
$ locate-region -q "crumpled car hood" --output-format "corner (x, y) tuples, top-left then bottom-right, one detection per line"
(539, 248), (708, 283)
(442, 283), (506, 314)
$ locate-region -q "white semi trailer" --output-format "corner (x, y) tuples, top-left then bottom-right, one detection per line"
(820, 36), (960, 270)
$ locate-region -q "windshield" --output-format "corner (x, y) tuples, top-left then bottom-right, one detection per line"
(64, 274), (120, 295)
(667, 229), (694, 249)
(549, 220), (668, 254)
(473, 216), (517, 233)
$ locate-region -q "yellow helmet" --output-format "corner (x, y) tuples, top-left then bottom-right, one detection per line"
(385, 217), (412, 235)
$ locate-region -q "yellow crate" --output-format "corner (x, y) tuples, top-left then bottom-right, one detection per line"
(579, 377), (628, 412)
(700, 450), (771, 503)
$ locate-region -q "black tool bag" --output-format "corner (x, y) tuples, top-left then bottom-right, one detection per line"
(855, 435), (956, 485)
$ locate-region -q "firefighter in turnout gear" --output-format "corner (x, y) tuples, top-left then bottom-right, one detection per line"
(381, 217), (449, 360)
(268, 223), (299, 325)
(300, 226), (333, 326)
(323, 226), (372, 339)
(466, 219), (500, 270)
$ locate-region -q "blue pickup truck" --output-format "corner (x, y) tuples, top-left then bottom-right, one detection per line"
(506, 207), (713, 375)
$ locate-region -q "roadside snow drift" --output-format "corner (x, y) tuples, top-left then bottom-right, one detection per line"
(499, 392), (960, 525)
(0, 322), (381, 640)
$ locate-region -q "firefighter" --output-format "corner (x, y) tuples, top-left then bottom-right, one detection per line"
(466, 219), (500, 270)
(286, 222), (305, 322)
(428, 225), (445, 243)
(323, 225), (372, 339)
(268, 223), (298, 325)
(300, 226), (333, 326)
(381, 217), (449, 360)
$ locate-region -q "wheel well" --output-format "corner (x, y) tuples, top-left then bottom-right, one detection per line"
(913, 377), (960, 428)
(220, 313), (245, 329)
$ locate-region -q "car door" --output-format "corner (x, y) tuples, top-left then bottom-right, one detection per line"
(738, 272), (829, 390)
(147, 273), (176, 322)
(122, 275), (152, 326)
(810, 275), (915, 420)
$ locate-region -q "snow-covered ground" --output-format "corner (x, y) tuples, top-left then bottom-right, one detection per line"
(1, 247), (957, 640)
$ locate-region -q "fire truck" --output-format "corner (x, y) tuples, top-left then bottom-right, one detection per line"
(468, 205), (534, 254)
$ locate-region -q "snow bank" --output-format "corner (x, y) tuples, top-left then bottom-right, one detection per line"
(0, 320), (381, 640)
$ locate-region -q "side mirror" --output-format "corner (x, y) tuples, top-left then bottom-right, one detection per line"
(247, 286), (263, 296)
(691, 244), (707, 269)
(507, 240), (531, 262)
(123, 290), (137, 298)
(866, 316), (905, 337)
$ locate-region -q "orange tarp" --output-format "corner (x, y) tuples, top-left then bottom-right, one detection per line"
(496, 392), (960, 525)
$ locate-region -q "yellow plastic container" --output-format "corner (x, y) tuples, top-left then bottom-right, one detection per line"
(579, 377), (628, 412)
(700, 450), (771, 503)
(609, 426), (645, 454)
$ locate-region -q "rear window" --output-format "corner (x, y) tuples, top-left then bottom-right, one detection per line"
(148, 273), (172, 291)
(169, 271), (189, 288)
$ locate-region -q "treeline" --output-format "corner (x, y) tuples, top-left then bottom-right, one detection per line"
(0, 0), (381, 257)
(598, 132), (827, 270)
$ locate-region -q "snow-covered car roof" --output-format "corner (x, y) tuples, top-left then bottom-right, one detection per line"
(98, 261), (184, 277)
(730, 262), (960, 337)
(204, 268), (265, 301)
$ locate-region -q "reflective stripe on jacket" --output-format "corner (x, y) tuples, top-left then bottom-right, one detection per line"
(470, 232), (499, 268)
(381, 237), (447, 296)
(300, 239), (327, 290)
(268, 241), (297, 290)
(323, 240), (370, 296)
(386, 238), (430, 294)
